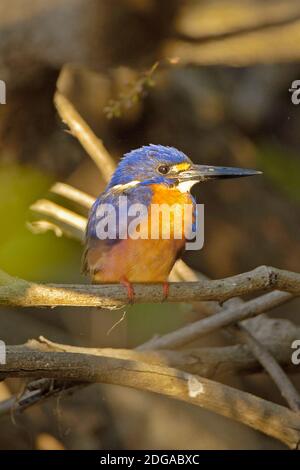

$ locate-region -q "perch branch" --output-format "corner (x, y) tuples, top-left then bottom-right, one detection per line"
(0, 267), (297, 309)
(1, 265), (299, 413)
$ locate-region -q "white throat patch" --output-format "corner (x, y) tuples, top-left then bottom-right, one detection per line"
(177, 180), (198, 193)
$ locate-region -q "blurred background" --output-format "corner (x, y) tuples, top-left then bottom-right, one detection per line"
(0, 0), (300, 450)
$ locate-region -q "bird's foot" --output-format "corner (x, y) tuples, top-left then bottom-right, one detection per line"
(162, 281), (169, 302)
(120, 277), (135, 304)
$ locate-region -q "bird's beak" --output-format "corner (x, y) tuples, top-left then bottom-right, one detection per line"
(179, 164), (262, 182)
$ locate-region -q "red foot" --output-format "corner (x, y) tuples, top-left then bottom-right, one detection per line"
(162, 281), (169, 302)
(120, 277), (135, 304)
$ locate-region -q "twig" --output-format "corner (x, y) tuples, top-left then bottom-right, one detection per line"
(174, 12), (300, 44)
(30, 199), (86, 242)
(0, 377), (86, 416)
(1, 346), (300, 449)
(54, 92), (116, 180)
(27, 220), (64, 238)
(138, 291), (293, 350)
(234, 324), (300, 412)
(50, 182), (94, 209)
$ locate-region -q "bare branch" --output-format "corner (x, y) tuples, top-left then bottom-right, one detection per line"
(28, 331), (300, 378)
(138, 290), (293, 350)
(0, 267), (297, 310)
(30, 199), (86, 242)
(27, 220), (65, 238)
(152, 261), (300, 411)
(54, 92), (116, 180)
(234, 324), (300, 412)
(2, 315), (300, 418)
(1, 346), (300, 449)
(50, 182), (94, 209)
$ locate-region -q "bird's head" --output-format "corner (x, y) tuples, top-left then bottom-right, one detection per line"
(107, 144), (261, 192)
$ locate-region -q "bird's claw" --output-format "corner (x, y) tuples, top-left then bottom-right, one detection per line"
(162, 281), (169, 302)
(120, 277), (135, 304)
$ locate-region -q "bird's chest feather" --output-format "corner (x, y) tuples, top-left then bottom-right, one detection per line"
(148, 184), (195, 239)
(90, 185), (195, 283)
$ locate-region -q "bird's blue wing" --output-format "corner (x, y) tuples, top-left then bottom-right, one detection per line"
(82, 184), (153, 275)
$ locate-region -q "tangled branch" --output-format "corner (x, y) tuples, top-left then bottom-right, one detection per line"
(1, 344), (300, 449)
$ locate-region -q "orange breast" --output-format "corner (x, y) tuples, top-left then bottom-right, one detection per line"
(149, 184), (194, 240)
(91, 185), (194, 283)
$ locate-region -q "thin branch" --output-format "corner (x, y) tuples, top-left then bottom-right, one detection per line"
(174, 12), (300, 44)
(27, 220), (65, 238)
(54, 92), (116, 180)
(1, 346), (300, 449)
(50, 182), (94, 209)
(234, 324), (300, 412)
(138, 291), (293, 350)
(0, 377), (87, 417)
(30, 199), (86, 242)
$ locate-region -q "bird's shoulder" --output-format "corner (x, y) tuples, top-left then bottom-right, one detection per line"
(85, 183), (154, 244)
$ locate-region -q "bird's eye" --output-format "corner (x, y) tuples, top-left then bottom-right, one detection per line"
(157, 165), (170, 175)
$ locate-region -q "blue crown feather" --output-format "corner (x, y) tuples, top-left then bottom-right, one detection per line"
(107, 144), (191, 189)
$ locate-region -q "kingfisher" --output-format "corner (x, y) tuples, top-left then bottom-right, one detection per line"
(82, 144), (261, 301)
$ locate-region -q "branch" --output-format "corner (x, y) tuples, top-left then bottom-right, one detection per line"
(174, 12), (300, 44)
(1, 346), (300, 449)
(28, 331), (300, 379)
(2, 264), (300, 413)
(50, 182), (94, 209)
(138, 290), (293, 350)
(2, 315), (300, 417)
(29, 199), (86, 242)
(0, 267), (297, 310)
(141, 268), (300, 410)
(54, 92), (116, 180)
(234, 324), (300, 412)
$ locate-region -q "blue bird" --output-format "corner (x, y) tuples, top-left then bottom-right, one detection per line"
(83, 144), (261, 301)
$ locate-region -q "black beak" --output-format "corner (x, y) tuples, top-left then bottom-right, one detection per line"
(179, 164), (262, 182)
